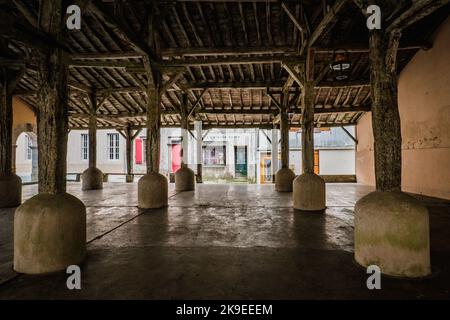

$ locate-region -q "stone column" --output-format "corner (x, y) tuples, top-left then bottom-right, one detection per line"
(293, 81), (325, 211)
(14, 0), (86, 274)
(0, 68), (22, 208)
(354, 29), (430, 278)
(271, 125), (278, 182)
(195, 120), (203, 183)
(275, 93), (295, 192)
(82, 93), (103, 190)
(138, 85), (168, 209)
(175, 92), (195, 191)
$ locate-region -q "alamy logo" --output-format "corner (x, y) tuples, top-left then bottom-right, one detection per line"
(366, 265), (381, 290)
(66, 5), (81, 30)
(66, 265), (81, 290)
(366, 5), (381, 30)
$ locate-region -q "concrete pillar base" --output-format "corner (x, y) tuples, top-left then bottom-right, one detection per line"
(355, 191), (431, 278)
(14, 193), (86, 274)
(175, 166), (195, 192)
(275, 168), (295, 192)
(293, 173), (326, 211)
(138, 173), (168, 209)
(126, 174), (134, 183)
(0, 173), (22, 208)
(81, 167), (103, 191)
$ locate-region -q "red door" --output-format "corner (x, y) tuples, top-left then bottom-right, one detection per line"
(135, 138), (143, 164)
(172, 144), (181, 173)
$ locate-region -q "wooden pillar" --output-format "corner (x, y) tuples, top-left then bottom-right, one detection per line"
(36, 49), (69, 194)
(146, 87), (161, 173)
(271, 124), (279, 181)
(11, 145), (17, 173)
(0, 71), (13, 175)
(369, 29), (402, 191)
(301, 81), (315, 174)
(125, 126), (133, 178)
(118, 126), (140, 183)
(195, 120), (203, 183)
(354, 26), (430, 278)
(280, 93), (290, 169)
(88, 92), (97, 169)
(32, 1), (69, 194)
(13, 0), (86, 274)
(180, 92), (189, 166)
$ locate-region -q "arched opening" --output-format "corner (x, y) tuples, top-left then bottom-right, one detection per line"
(14, 131), (38, 183)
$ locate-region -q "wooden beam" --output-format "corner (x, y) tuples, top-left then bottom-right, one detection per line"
(69, 60), (143, 69)
(70, 52), (145, 60)
(0, 58), (25, 68)
(69, 81), (92, 94)
(309, 0), (349, 48)
(281, 1), (306, 34)
(12, 0), (38, 27)
(188, 89), (207, 118)
(282, 64), (304, 89)
(314, 44), (424, 53)
(0, 13), (67, 54)
(160, 71), (185, 96)
(69, 105), (369, 119)
(266, 92), (282, 111)
(387, 0), (450, 33)
(69, 122), (359, 131)
(341, 126), (358, 144)
(161, 55), (302, 67)
(84, 0), (152, 58)
(184, 81), (286, 90)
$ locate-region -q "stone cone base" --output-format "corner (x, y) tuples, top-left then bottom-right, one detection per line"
(81, 167), (103, 190)
(293, 173), (326, 211)
(354, 191), (431, 278)
(275, 168), (295, 192)
(14, 193), (86, 274)
(0, 173), (22, 208)
(175, 166), (195, 192)
(138, 173), (168, 209)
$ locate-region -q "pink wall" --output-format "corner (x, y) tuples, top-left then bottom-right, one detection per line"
(356, 16), (450, 200)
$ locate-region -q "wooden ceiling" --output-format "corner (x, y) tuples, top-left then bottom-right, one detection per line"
(1, 0), (449, 130)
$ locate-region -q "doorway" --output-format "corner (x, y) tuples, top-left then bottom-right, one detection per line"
(234, 146), (248, 178)
(171, 144), (182, 173)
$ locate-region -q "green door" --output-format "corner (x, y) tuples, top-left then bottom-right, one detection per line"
(234, 146), (248, 177)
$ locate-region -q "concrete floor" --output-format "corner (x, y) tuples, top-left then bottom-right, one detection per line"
(0, 182), (449, 299)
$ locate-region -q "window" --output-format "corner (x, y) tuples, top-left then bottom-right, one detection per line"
(25, 134), (32, 160)
(81, 134), (88, 160)
(107, 133), (120, 160)
(203, 145), (226, 165)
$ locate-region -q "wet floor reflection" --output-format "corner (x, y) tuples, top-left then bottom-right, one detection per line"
(292, 209), (327, 249)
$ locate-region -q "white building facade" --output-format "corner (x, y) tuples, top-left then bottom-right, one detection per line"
(15, 126), (356, 184)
